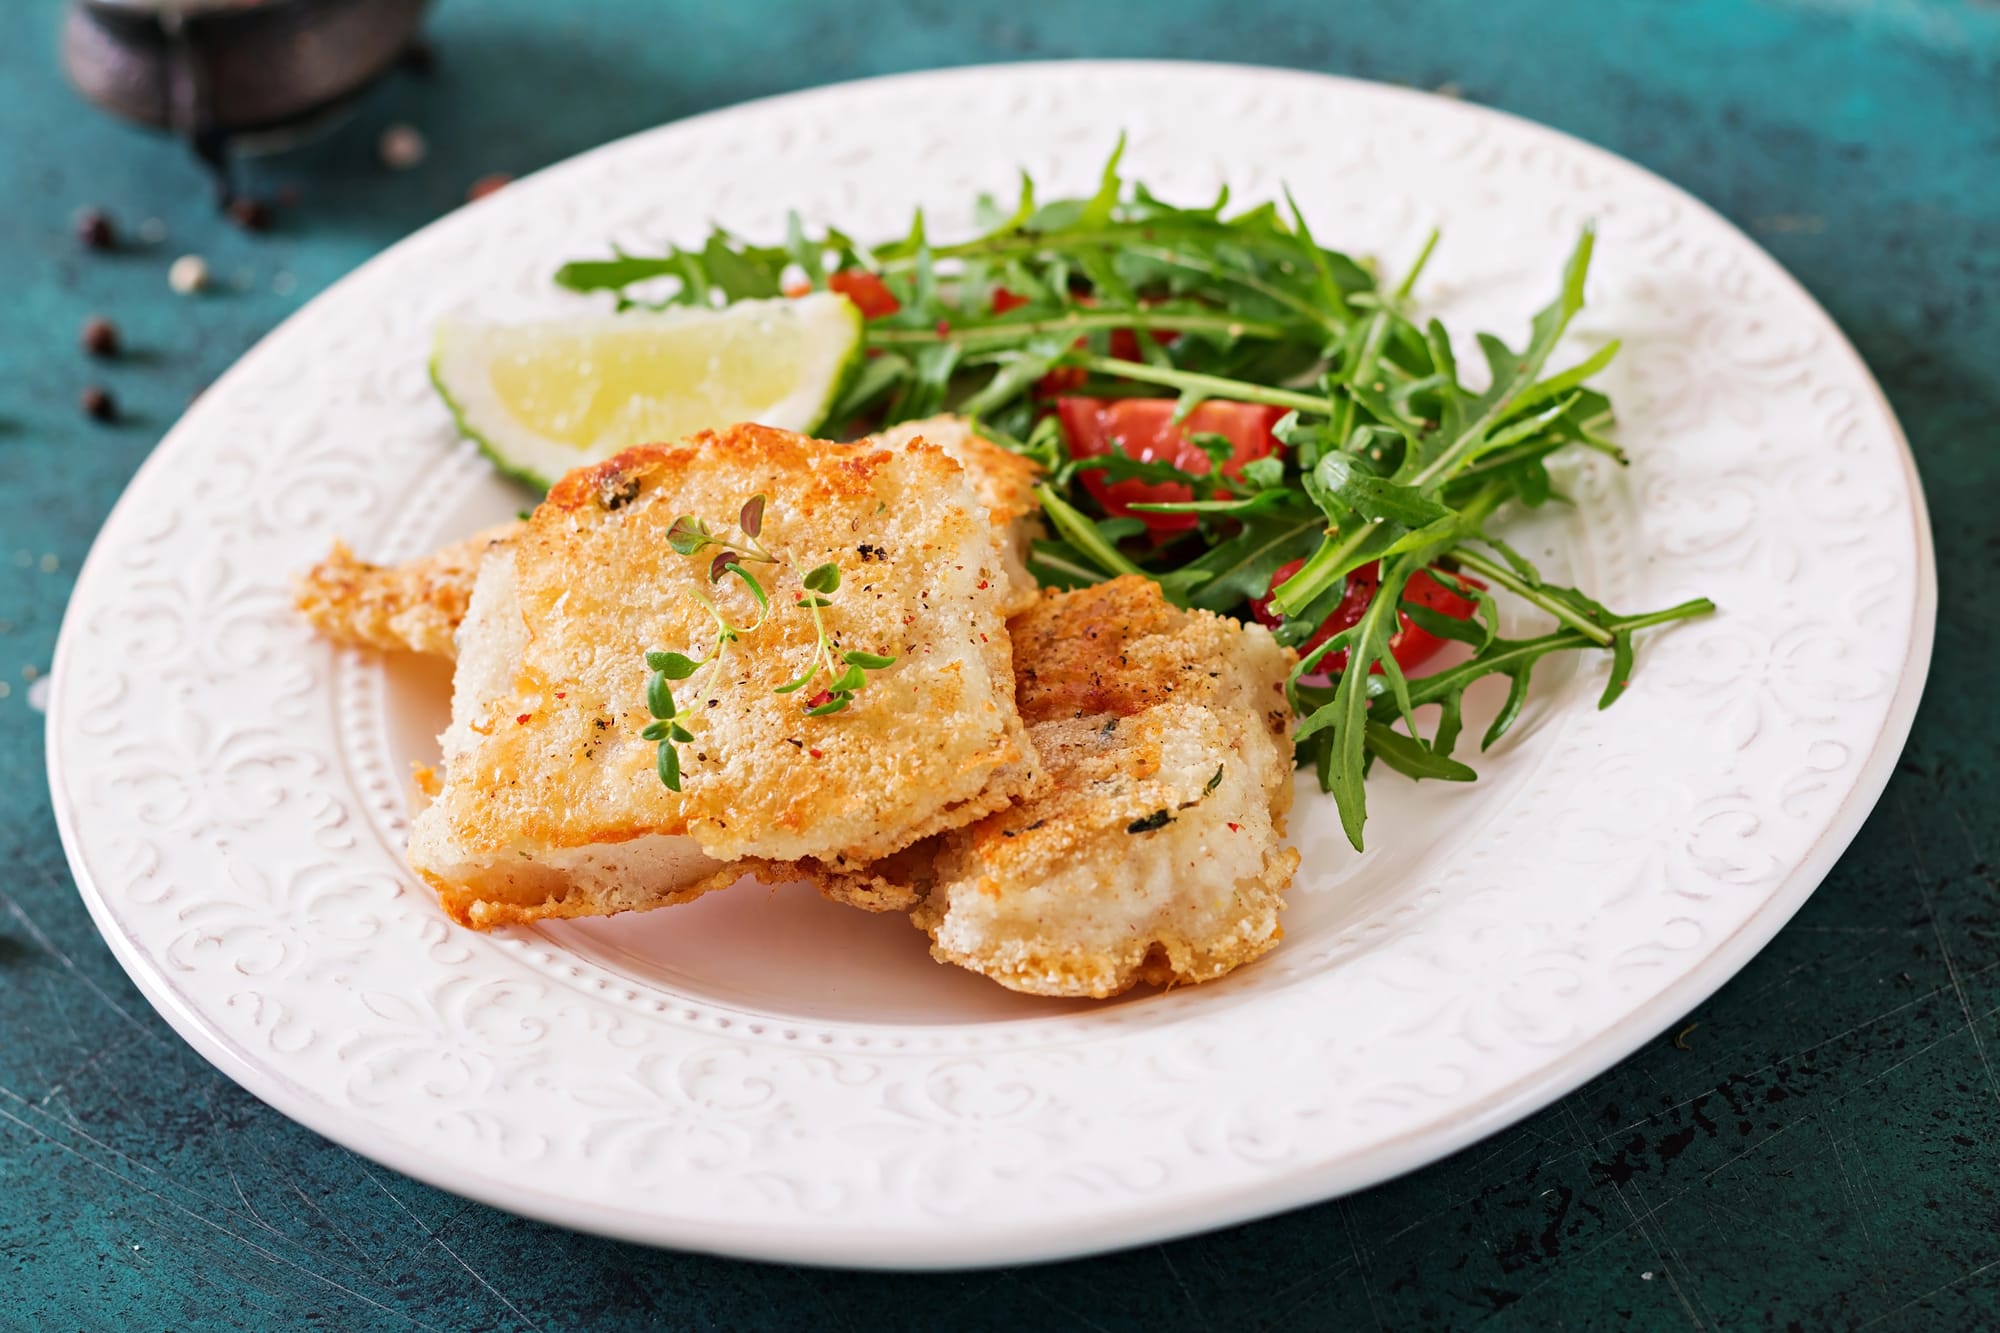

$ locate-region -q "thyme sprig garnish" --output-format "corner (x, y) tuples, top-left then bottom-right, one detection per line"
(774, 562), (897, 716)
(568, 142), (1713, 846)
(1127, 764), (1227, 834)
(667, 493), (778, 569)
(642, 496), (897, 788)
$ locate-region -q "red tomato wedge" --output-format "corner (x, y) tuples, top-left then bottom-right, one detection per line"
(1250, 559), (1480, 675)
(787, 271), (902, 319)
(826, 270), (900, 319)
(1109, 325), (1177, 361)
(1058, 397), (1286, 535)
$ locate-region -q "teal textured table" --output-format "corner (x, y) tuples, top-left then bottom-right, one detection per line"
(3, 2), (1996, 1328)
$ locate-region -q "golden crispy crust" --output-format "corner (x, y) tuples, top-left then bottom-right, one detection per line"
(792, 577), (1300, 920)
(787, 842), (939, 913)
(295, 417), (1042, 657)
(899, 577), (1300, 997)
(406, 423), (1042, 922)
(874, 417), (1044, 617)
(871, 416), (1042, 527)
(293, 523), (520, 657)
(424, 860), (749, 930)
(1009, 579), (1214, 722)
(914, 709), (1301, 996)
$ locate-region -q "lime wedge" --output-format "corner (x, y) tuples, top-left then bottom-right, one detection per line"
(431, 292), (863, 489)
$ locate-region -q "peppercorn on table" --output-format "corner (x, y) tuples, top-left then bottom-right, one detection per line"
(3, 1), (1995, 1327)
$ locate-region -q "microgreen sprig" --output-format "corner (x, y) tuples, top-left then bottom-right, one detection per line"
(642, 493), (786, 789)
(640, 651), (699, 791)
(667, 493), (777, 567)
(641, 500), (897, 788)
(774, 562), (896, 716)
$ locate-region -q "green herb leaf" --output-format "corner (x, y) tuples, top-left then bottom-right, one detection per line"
(1364, 721), (1477, 782)
(1027, 538), (1111, 590)
(1095, 516), (1149, 543)
(1184, 515), (1323, 613)
(646, 672), (675, 720)
(1034, 483), (1162, 591)
(1400, 601), (1487, 648)
(724, 562), (769, 611)
(667, 516), (711, 556)
(1238, 455), (1286, 490)
(1598, 629), (1636, 709)
(1314, 453), (1454, 529)
(825, 351), (911, 423)
(700, 230), (782, 301)
(842, 649), (896, 669)
(647, 651), (702, 680)
(1125, 491), (1308, 517)
(802, 562), (841, 594)
(1305, 552), (1424, 848)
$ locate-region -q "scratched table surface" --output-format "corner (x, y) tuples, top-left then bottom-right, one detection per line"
(2, 1), (1996, 1328)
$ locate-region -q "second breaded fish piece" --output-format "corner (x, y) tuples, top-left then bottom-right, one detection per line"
(839, 577), (1299, 996)
(406, 423), (1042, 928)
(295, 416), (1039, 657)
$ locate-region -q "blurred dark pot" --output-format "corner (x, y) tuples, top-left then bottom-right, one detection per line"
(63, 0), (432, 142)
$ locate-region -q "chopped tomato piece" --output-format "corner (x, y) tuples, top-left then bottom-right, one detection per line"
(1108, 325), (1177, 361)
(1057, 397), (1285, 536)
(788, 270), (901, 319)
(1039, 365), (1089, 394)
(1249, 559), (1480, 675)
(826, 270), (900, 319)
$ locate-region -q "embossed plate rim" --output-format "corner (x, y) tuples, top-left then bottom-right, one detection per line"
(47, 61), (1936, 1268)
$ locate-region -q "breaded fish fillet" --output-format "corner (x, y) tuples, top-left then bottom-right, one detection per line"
(872, 416), (1042, 615)
(829, 577), (1299, 996)
(406, 423), (1041, 928)
(293, 524), (518, 658)
(294, 416), (1038, 657)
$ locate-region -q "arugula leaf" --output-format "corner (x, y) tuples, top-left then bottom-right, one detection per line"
(1239, 455), (1286, 490)
(1313, 453), (1454, 529)
(1183, 514), (1323, 612)
(1028, 538), (1113, 590)
(1297, 549), (1432, 845)
(824, 352), (909, 427)
(1365, 721), (1477, 782)
(700, 232), (783, 301)
(1127, 491), (1312, 517)
(1034, 485), (1150, 582)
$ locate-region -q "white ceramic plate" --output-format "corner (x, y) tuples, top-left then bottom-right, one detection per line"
(48, 62), (1933, 1269)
